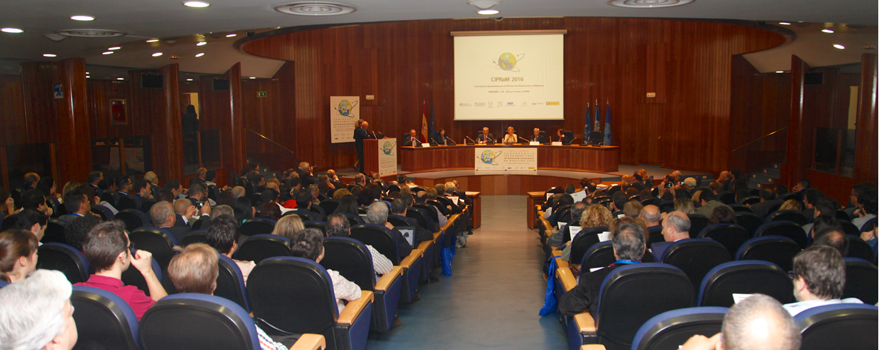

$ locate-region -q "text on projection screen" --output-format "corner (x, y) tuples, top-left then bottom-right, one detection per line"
(454, 34), (564, 121)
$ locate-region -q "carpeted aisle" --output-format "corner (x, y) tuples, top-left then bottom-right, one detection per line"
(366, 195), (567, 349)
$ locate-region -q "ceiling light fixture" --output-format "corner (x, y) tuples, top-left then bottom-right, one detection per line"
(468, 0), (500, 9)
(116, 77), (124, 80)
(43, 53), (56, 57)
(197, 41), (207, 46)
(102, 51), (113, 55)
(226, 33), (236, 37)
(821, 29), (834, 33)
(778, 22), (790, 25)
(183, 1), (210, 7)
(249, 77), (256, 79)
(195, 53), (205, 57)
(186, 78), (193, 81)
(275, 1), (358, 16)
(152, 52), (163, 57)
(1, 28), (23, 34)
(146, 39), (159, 43)
(775, 71), (784, 73)
(86, 76), (90, 78)
(70, 15), (95, 21)
(478, 9), (499, 15)
(833, 44), (845, 49)
(108, 46), (121, 50)
(607, 0), (695, 8)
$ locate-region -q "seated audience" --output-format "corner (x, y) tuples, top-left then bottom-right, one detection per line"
(363, 202), (413, 259)
(561, 204), (614, 263)
(558, 222), (647, 317)
(390, 198), (433, 246)
(680, 294), (801, 350)
(233, 197), (255, 224)
(333, 194), (360, 216)
(802, 197), (839, 236)
(59, 187), (91, 223)
(812, 228), (848, 256)
(709, 205), (737, 225)
(75, 221), (167, 320)
(0, 269), (78, 350)
(150, 201), (190, 243)
(271, 215), (305, 243)
(63, 215), (101, 251)
(0, 229), (39, 283)
(11, 209), (48, 243)
(783, 245), (863, 316)
(205, 215), (256, 284)
(779, 199), (803, 212)
(694, 190), (731, 217)
(674, 188), (695, 214)
(260, 202), (282, 220)
(20, 189), (53, 217)
(852, 188), (877, 230)
(750, 188), (783, 219)
(289, 228), (361, 311)
(623, 200), (643, 218)
(326, 213), (393, 278)
(650, 211), (691, 261)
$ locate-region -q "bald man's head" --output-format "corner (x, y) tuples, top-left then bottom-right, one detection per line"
(722, 294), (800, 350)
(640, 205), (661, 226)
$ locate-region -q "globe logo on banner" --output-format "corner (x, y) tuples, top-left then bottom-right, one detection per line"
(336, 99), (358, 117)
(382, 141), (394, 155)
(495, 52), (525, 72)
(480, 150), (498, 165)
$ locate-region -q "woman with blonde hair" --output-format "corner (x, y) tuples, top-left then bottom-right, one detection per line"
(271, 214), (305, 241)
(623, 200), (643, 218)
(779, 199), (803, 212)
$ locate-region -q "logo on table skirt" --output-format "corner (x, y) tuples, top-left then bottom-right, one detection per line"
(479, 150), (501, 165)
(382, 141), (394, 155)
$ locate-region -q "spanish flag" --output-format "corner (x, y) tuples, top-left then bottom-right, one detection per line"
(421, 102), (428, 143)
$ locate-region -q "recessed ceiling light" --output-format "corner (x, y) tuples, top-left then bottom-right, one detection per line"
(146, 39), (159, 43)
(607, 0), (695, 8)
(478, 9), (499, 15)
(186, 78), (193, 81)
(43, 53), (56, 57)
(775, 71), (784, 73)
(778, 22), (790, 25)
(183, 1), (210, 7)
(102, 51), (113, 55)
(1, 28), (23, 34)
(195, 53), (205, 57)
(116, 77), (124, 80)
(249, 76), (256, 79)
(86, 72), (89, 74)
(197, 41), (207, 46)
(152, 52), (163, 57)
(275, 1), (358, 16)
(822, 29), (834, 33)
(226, 33), (236, 37)
(70, 15), (94, 21)
(108, 46), (121, 50)
(86, 76), (90, 78)
(833, 44), (845, 49)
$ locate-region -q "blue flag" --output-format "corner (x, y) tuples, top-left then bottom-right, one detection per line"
(583, 103), (591, 145)
(593, 99), (601, 132)
(429, 104), (435, 144)
(603, 101), (612, 146)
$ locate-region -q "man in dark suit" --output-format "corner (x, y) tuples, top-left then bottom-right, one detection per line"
(650, 211), (692, 261)
(295, 162), (316, 187)
(435, 129), (455, 146)
(477, 127), (495, 145)
(149, 201), (190, 243)
(59, 187), (91, 223)
(131, 179), (153, 210)
(531, 128), (548, 144)
(87, 171), (104, 196)
(403, 129), (421, 146)
(353, 120), (376, 173)
(750, 188), (784, 220)
(363, 201), (413, 260)
(559, 222), (647, 317)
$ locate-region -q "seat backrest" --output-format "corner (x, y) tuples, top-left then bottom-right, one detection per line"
(739, 196), (760, 206)
(340, 212), (364, 226)
(319, 199), (341, 216)
(595, 263), (695, 349)
(662, 239), (732, 295)
(569, 226), (609, 267)
(579, 241), (614, 278)
(37, 242), (90, 284)
(239, 217), (277, 237)
(727, 204), (752, 214)
(282, 209), (318, 222)
(247, 257), (339, 349)
(754, 221), (807, 248)
(860, 217), (877, 232)
(387, 214), (415, 228)
(405, 209), (430, 231)
(321, 237), (376, 291)
(687, 214), (710, 238)
(180, 231), (208, 246)
(91, 204), (114, 220)
(43, 218), (69, 244)
(121, 257), (162, 297)
(843, 258), (878, 305)
(697, 260), (793, 307)
(846, 236), (875, 262)
(130, 227), (178, 272)
(71, 286), (139, 350)
(794, 304), (878, 350)
(698, 224), (750, 259)
(838, 220), (860, 237)
(632, 306), (728, 350)
(835, 210), (852, 221)
(116, 209), (151, 232)
(646, 225), (664, 247)
(349, 224), (400, 264)
(735, 236), (802, 272)
(236, 234), (292, 264)
(734, 212), (763, 236)
(140, 293), (261, 350)
(100, 191), (117, 207)
(556, 205), (572, 224)
(413, 204), (438, 224)
(116, 195), (138, 211)
(216, 255), (251, 312)
(718, 192), (736, 204)
(766, 209), (808, 226)
(303, 220), (327, 234)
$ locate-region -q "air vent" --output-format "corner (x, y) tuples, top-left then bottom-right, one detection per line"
(274, 1), (357, 16)
(57, 29), (126, 38)
(607, 0), (694, 8)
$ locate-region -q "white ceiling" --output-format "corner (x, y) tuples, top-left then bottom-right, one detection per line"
(0, 0), (877, 78)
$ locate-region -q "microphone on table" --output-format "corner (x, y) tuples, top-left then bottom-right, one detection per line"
(515, 134), (527, 143)
(465, 136), (476, 144)
(429, 137), (438, 146)
(370, 130), (377, 138)
(566, 136), (578, 145)
(447, 137), (457, 146)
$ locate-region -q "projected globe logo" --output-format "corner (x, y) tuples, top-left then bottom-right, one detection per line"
(494, 52), (525, 72)
(382, 141), (394, 155)
(334, 99), (358, 118)
(480, 150), (501, 165)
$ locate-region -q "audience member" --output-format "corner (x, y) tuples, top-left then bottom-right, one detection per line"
(560, 205), (614, 262)
(390, 198), (433, 246)
(363, 202), (413, 259)
(210, 204), (234, 220)
(0, 229), (39, 283)
(260, 202), (282, 220)
(87, 170), (104, 196)
(694, 190), (731, 217)
(750, 188), (783, 219)
(289, 228), (362, 311)
(650, 211), (691, 261)
(333, 194), (360, 216)
(812, 228), (848, 256)
(801, 188), (824, 222)
(852, 188), (877, 230)
(271, 214), (305, 243)
(63, 215), (101, 251)
(622, 200), (643, 218)
(150, 201), (190, 243)
(0, 269), (78, 350)
(59, 187), (91, 223)
(778, 199), (803, 212)
(233, 197), (255, 224)
(75, 220), (167, 320)
(680, 294), (800, 350)
(12, 208), (48, 242)
(802, 197), (839, 236)
(674, 188), (695, 214)
(783, 245), (863, 316)
(709, 205), (736, 225)
(20, 189), (53, 217)
(326, 213), (393, 278)
(205, 215), (255, 284)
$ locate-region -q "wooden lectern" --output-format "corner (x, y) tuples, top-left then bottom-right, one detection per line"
(362, 138), (385, 175)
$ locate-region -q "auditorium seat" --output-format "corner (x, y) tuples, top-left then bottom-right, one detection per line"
(717, 191), (736, 204)
(405, 209), (431, 231)
(90, 204), (115, 220)
(661, 239), (731, 295)
(71, 286), (139, 350)
(247, 257), (373, 350)
(646, 225), (664, 247)
(735, 236), (802, 272)
(569, 226), (609, 266)
(754, 221), (807, 249)
(216, 255), (252, 312)
(846, 236), (875, 262)
(727, 204), (752, 213)
(303, 220), (327, 234)
(686, 214), (710, 238)
(697, 261), (793, 307)
(388, 214), (416, 228)
(36, 242), (90, 284)
(349, 223), (423, 304)
(116, 195), (139, 211)
(765, 209), (808, 226)
(320, 199), (341, 215)
(239, 217), (277, 236)
(180, 230), (208, 246)
(860, 217), (877, 232)
(43, 218), (69, 244)
(339, 212), (364, 226)
(100, 192), (117, 207)
(630, 307), (728, 350)
(130, 227), (178, 273)
(698, 224), (750, 259)
(842, 257), (878, 305)
(121, 256), (162, 296)
(734, 212), (763, 236)
(235, 234), (292, 264)
(579, 241), (614, 278)
(836, 210), (853, 222)
(309, 204), (327, 219)
(115, 209), (151, 232)
(282, 209), (319, 222)
(794, 304), (878, 350)
(322, 237), (404, 333)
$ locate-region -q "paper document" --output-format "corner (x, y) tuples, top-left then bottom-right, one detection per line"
(568, 226), (582, 241)
(597, 231), (611, 242)
(570, 190), (587, 202)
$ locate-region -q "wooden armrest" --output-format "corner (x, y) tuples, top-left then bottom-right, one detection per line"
(557, 267), (577, 292)
(581, 345), (606, 350)
(375, 266), (403, 291)
(433, 231), (442, 241)
(557, 259), (570, 269)
(337, 291), (374, 325)
(399, 248), (424, 269)
(574, 312), (597, 333)
(552, 250), (562, 257)
(289, 334), (326, 350)
(418, 240), (432, 251)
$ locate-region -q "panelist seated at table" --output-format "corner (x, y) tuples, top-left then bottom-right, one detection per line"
(502, 126), (522, 145)
(434, 129), (456, 146)
(531, 128), (549, 144)
(477, 127), (495, 145)
(403, 129), (423, 147)
(554, 129), (574, 145)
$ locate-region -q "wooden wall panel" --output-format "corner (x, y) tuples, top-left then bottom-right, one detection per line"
(88, 80), (133, 138)
(855, 54), (878, 185)
(0, 74), (27, 146)
(243, 18), (784, 173)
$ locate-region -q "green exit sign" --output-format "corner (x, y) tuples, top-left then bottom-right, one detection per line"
(257, 91), (267, 97)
